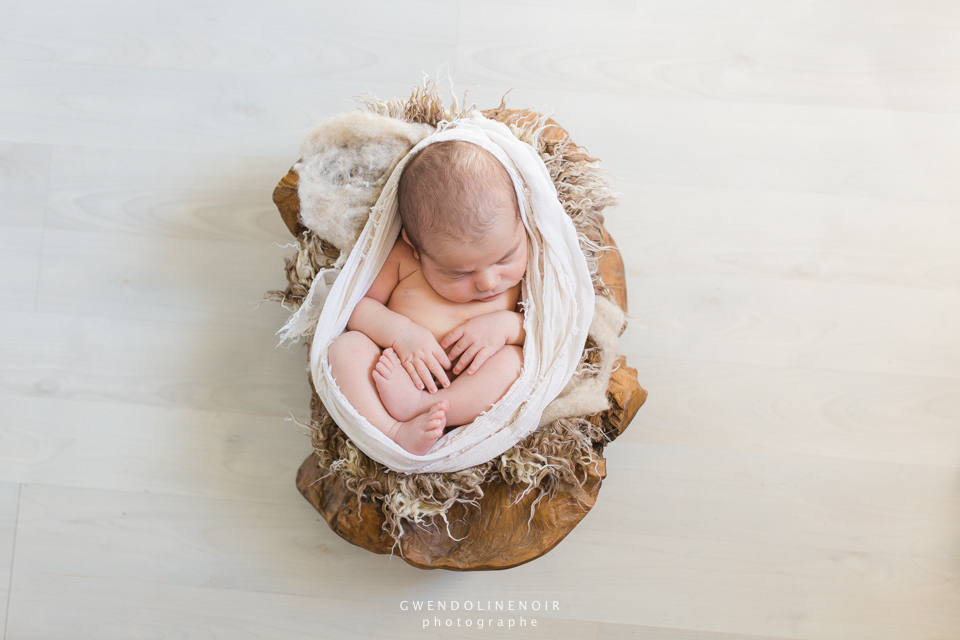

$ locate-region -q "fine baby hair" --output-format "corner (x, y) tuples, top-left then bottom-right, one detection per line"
(397, 140), (520, 254)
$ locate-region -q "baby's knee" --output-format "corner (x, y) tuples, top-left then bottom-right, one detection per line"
(329, 331), (379, 366)
(500, 344), (524, 376)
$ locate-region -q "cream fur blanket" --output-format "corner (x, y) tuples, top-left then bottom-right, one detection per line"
(298, 112), (595, 474)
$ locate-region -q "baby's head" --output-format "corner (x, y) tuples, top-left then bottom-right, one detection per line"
(398, 140), (527, 303)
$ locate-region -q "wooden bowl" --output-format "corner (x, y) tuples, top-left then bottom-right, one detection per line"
(275, 109), (646, 570)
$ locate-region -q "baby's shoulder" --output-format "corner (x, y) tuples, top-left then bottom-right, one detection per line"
(365, 234), (420, 303)
(388, 233), (419, 279)
(388, 233), (414, 258)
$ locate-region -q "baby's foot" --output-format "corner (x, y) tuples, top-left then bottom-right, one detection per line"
(391, 401), (448, 456)
(373, 347), (426, 422)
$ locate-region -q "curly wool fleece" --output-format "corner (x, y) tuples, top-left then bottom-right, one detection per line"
(295, 111), (434, 255)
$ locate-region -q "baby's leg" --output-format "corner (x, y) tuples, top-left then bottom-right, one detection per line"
(375, 345), (523, 427)
(442, 345), (523, 426)
(328, 331), (448, 456)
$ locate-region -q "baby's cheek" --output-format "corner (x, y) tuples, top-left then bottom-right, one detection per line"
(453, 284), (470, 301)
(449, 282), (473, 302)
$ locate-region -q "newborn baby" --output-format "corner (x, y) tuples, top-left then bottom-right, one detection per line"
(328, 140), (527, 456)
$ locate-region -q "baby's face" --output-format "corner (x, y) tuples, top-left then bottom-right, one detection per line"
(413, 214), (528, 304)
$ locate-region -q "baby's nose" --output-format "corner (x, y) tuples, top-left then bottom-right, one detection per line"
(476, 270), (500, 292)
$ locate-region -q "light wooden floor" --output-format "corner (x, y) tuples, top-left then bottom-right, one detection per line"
(2, 1), (959, 638)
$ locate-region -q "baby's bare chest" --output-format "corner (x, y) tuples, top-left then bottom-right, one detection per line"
(387, 270), (517, 343)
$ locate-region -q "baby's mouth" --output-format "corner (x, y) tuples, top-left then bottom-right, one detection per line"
(479, 291), (502, 301)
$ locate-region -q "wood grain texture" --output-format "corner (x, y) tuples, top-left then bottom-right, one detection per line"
(0, 309), (312, 417)
(635, 275), (960, 380)
(0, 228), (41, 313)
(0, 142), (50, 227)
(450, 87), (960, 205)
(457, 1), (960, 113)
(34, 228), (295, 327)
(622, 357), (960, 467)
(0, 395), (310, 504)
(297, 452), (605, 571)
(273, 162), (303, 237)
(595, 443), (960, 560)
(0, 60), (420, 155)
(542, 536), (960, 640)
(43, 145), (291, 242)
(0, 0), (461, 80)
(606, 183), (960, 294)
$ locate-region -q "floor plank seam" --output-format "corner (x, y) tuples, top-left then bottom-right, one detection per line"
(610, 440), (960, 472)
(0, 390), (317, 424)
(2, 484), (21, 640)
(7, 480), (316, 511)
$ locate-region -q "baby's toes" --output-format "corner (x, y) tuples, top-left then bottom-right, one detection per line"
(427, 404), (448, 428)
(425, 415), (446, 434)
(375, 355), (392, 375)
(384, 348), (402, 367)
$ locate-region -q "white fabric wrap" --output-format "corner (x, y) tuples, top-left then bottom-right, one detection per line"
(308, 112), (594, 474)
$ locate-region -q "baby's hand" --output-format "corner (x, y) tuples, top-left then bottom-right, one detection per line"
(441, 312), (514, 376)
(392, 322), (452, 393)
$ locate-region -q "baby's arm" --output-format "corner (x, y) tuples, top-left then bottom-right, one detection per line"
(347, 238), (452, 392)
(346, 241), (406, 347)
(440, 309), (526, 376)
(500, 310), (526, 346)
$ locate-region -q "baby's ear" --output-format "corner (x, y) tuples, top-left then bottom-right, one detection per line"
(400, 228), (420, 260)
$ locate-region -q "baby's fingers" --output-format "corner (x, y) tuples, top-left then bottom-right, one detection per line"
(465, 346), (495, 375)
(402, 361), (426, 391)
(414, 359), (438, 393)
(439, 328), (463, 351)
(433, 346), (452, 371)
(445, 336), (471, 362)
(453, 344), (481, 374)
(427, 357), (450, 389)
